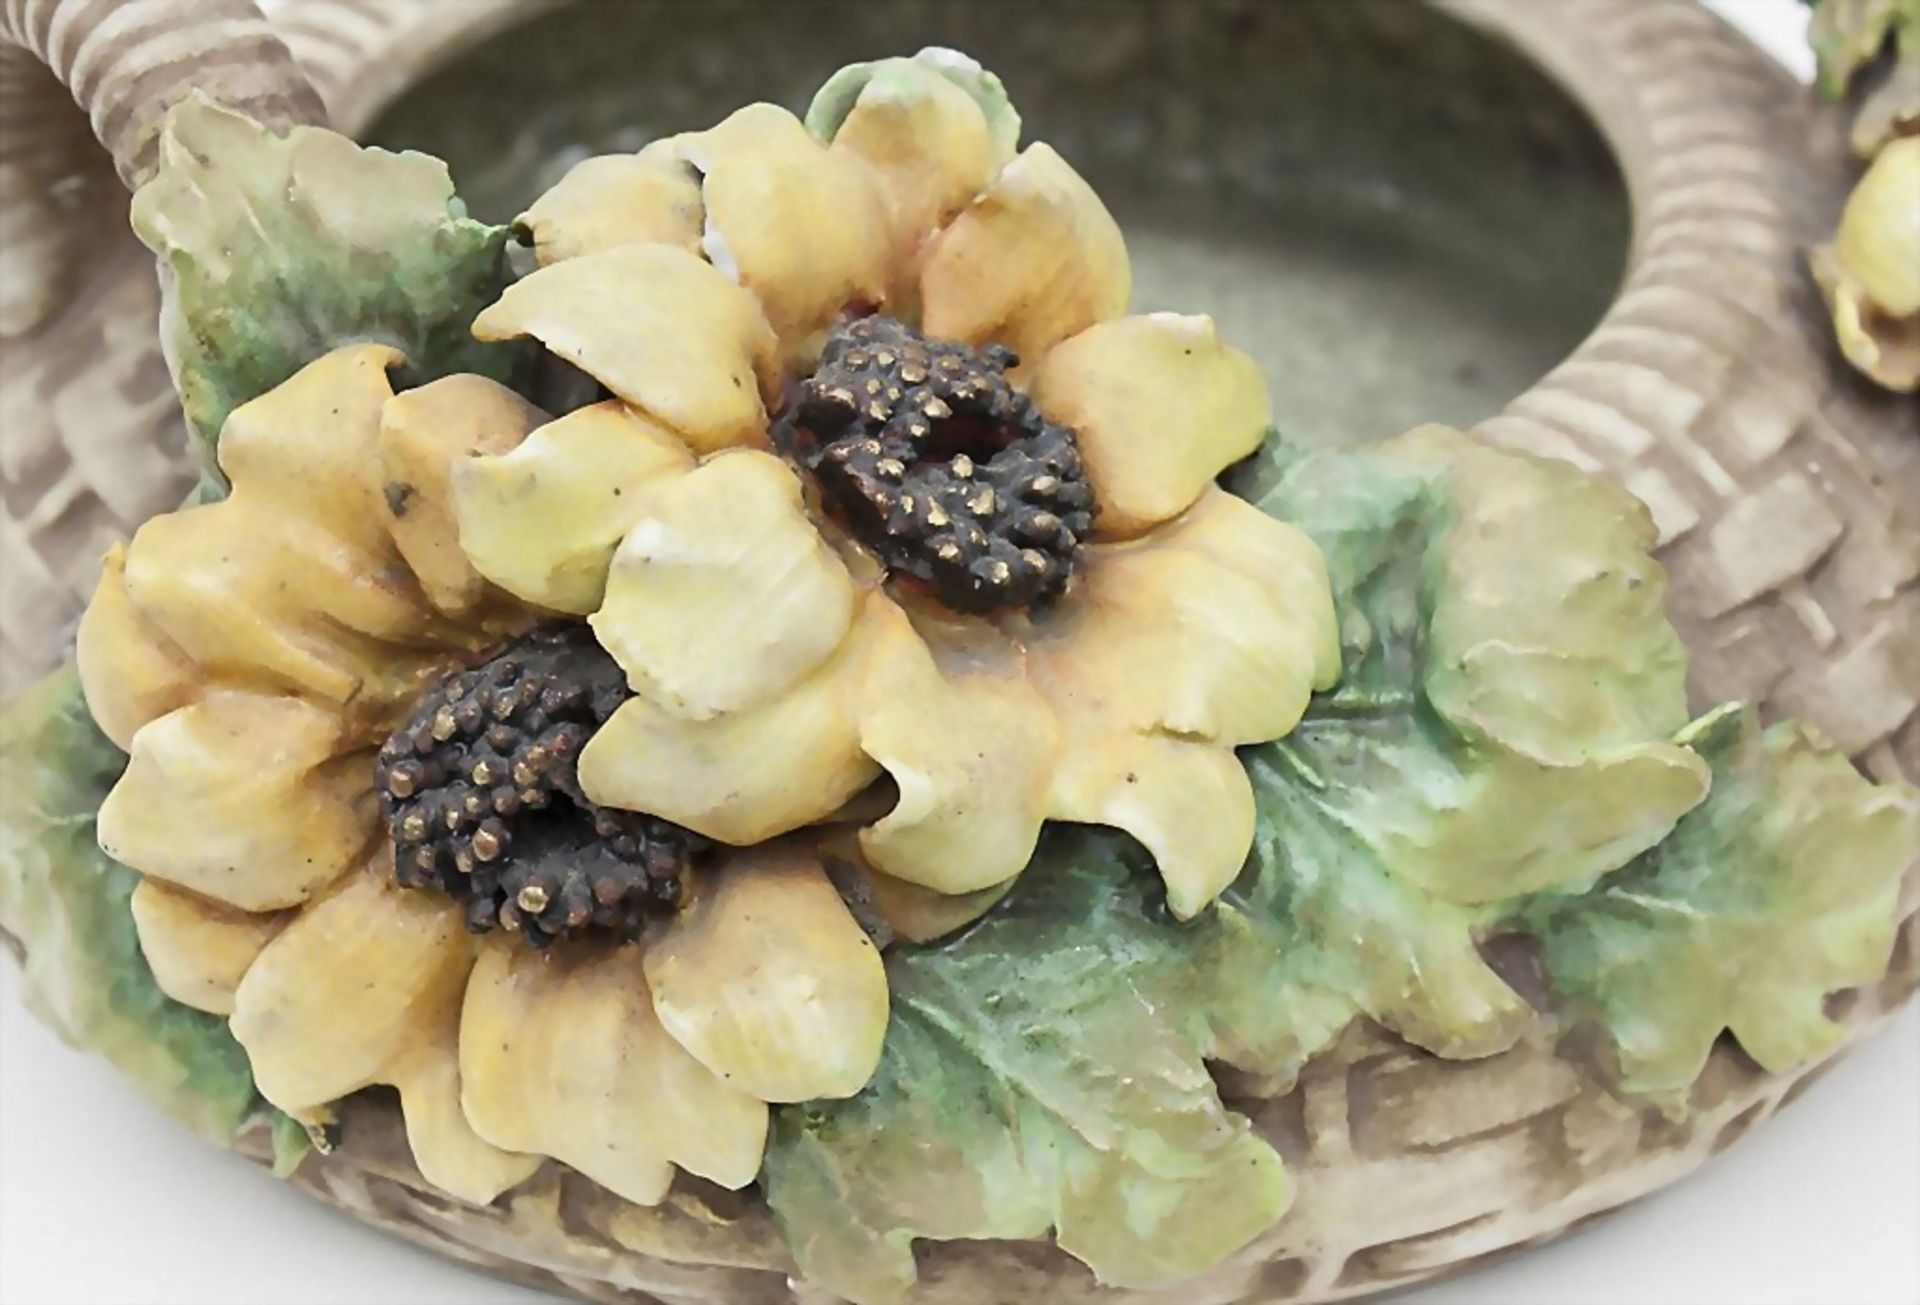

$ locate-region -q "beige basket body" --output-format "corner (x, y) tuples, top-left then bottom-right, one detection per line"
(1, 1), (1915, 1302)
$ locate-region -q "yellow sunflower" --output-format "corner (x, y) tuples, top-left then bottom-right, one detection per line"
(76, 49), (1339, 1207)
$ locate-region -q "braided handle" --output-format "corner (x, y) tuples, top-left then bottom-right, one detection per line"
(0, 0), (330, 689)
(0, 0), (325, 187)
(0, 0), (327, 340)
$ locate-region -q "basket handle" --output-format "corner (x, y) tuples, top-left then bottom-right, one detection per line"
(1, 0), (328, 190)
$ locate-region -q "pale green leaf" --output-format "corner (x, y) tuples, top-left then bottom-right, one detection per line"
(0, 670), (260, 1143)
(1519, 707), (1920, 1110)
(766, 837), (1293, 1305)
(131, 94), (526, 487)
(766, 426), (1730, 1296)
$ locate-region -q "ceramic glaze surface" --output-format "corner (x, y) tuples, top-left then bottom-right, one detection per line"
(2, 2), (1916, 1304)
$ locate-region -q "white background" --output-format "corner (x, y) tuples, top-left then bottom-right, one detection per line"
(4, 2), (1917, 1303)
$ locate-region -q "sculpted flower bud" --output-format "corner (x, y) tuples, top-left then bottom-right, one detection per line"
(1812, 128), (1920, 391)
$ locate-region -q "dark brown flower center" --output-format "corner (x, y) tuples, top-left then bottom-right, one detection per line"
(774, 316), (1096, 613)
(376, 626), (706, 947)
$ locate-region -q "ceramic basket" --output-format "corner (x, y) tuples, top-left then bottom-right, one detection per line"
(2, 1), (1916, 1303)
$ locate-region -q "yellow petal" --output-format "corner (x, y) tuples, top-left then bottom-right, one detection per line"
(1817, 259), (1920, 393)
(518, 152), (704, 267)
(1027, 537), (1319, 747)
(214, 343), (402, 560)
(1032, 315), (1272, 536)
(1148, 488), (1343, 693)
(231, 859), (469, 1110)
(590, 451), (856, 718)
(76, 544), (199, 750)
(1813, 139), (1920, 393)
(460, 939), (769, 1203)
(386, 1020), (544, 1204)
(1049, 733), (1256, 920)
(579, 595), (885, 845)
(653, 104), (893, 359)
(855, 599), (1056, 894)
(1017, 493), (1334, 918)
(230, 860), (537, 1203)
(452, 401), (694, 615)
(119, 347), (453, 722)
(98, 692), (375, 911)
(473, 243), (780, 454)
(129, 879), (284, 1016)
(862, 864), (1014, 945)
(121, 507), (428, 715)
(920, 143), (1129, 367)
(645, 846), (888, 1102)
(825, 58), (1010, 276)
(378, 373), (547, 618)
(1836, 137), (1920, 317)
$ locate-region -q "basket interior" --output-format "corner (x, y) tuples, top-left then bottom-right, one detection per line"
(368, 0), (1632, 448)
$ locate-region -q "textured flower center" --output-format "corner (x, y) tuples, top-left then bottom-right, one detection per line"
(376, 626), (707, 946)
(774, 316), (1096, 612)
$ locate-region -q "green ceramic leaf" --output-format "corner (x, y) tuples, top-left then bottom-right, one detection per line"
(1807, 0), (1917, 97)
(1229, 426), (1710, 1067)
(1518, 706), (1920, 1110)
(269, 1108), (318, 1178)
(0, 670), (259, 1143)
(766, 835), (1292, 1305)
(1807, 0), (1920, 154)
(1259, 426), (1712, 898)
(131, 93), (525, 487)
(766, 426), (1728, 1298)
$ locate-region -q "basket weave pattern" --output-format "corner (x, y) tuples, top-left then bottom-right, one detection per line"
(1462, 0), (1920, 786)
(0, 0), (324, 694)
(1, 1), (1915, 1302)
